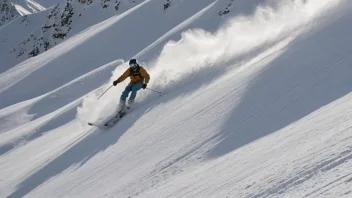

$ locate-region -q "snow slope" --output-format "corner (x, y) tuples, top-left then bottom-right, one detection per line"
(1, 0), (147, 73)
(2, 0), (197, 74)
(0, 9), (50, 73)
(0, 0), (21, 27)
(1, 0), (352, 197)
(11, 0), (46, 14)
(30, 0), (60, 9)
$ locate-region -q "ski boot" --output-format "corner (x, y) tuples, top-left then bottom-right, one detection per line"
(127, 98), (134, 110)
(117, 100), (126, 113)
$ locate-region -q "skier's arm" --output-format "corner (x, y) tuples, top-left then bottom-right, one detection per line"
(141, 68), (150, 84)
(116, 69), (131, 83)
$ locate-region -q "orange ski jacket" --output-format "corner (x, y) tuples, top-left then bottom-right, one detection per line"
(116, 66), (150, 84)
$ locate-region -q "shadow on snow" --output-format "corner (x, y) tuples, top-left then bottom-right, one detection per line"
(208, 11), (352, 158)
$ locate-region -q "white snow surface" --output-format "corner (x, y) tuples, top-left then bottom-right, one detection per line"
(0, 9), (50, 73)
(10, 0), (47, 14)
(1, 0), (352, 197)
(29, 0), (60, 9)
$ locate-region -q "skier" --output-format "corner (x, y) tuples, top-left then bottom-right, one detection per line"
(113, 59), (150, 112)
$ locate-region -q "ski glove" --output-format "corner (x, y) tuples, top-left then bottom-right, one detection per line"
(142, 84), (147, 89)
(113, 80), (119, 86)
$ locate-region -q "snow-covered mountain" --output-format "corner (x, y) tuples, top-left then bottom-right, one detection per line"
(1, 0), (52, 20)
(10, 0), (46, 14)
(26, 0), (60, 9)
(1, 0), (159, 73)
(0, 0), (21, 27)
(1, 0), (352, 197)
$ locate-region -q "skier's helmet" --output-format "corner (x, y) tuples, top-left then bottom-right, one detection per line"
(129, 59), (137, 67)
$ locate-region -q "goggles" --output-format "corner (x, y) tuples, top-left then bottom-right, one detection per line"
(129, 63), (137, 67)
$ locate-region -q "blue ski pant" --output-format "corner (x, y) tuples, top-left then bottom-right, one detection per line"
(120, 81), (143, 101)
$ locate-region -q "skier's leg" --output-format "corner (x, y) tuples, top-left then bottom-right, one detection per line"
(121, 84), (133, 101)
(130, 82), (143, 100)
(128, 82), (143, 108)
(119, 84), (133, 111)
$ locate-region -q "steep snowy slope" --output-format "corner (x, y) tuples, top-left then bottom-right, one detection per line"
(31, 0), (60, 9)
(0, 0), (21, 27)
(1, 0), (148, 72)
(0, 0), (48, 28)
(0, 8), (50, 73)
(0, 0), (56, 29)
(10, 0), (46, 14)
(1, 0), (352, 197)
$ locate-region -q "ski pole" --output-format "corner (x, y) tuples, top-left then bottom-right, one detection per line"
(98, 85), (113, 100)
(146, 87), (162, 94)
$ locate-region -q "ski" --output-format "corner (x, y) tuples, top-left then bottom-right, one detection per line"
(88, 108), (130, 128)
(103, 111), (127, 127)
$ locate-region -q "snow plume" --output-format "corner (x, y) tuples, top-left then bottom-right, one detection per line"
(147, 0), (343, 92)
(75, 60), (126, 126)
(78, 0), (343, 125)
